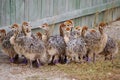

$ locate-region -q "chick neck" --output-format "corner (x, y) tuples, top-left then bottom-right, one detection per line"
(64, 31), (71, 44)
(10, 30), (19, 45)
(81, 28), (87, 38)
(59, 26), (64, 37)
(42, 29), (51, 42)
(99, 27), (104, 35)
(24, 31), (31, 37)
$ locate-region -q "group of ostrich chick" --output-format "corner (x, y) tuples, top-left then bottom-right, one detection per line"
(0, 20), (118, 68)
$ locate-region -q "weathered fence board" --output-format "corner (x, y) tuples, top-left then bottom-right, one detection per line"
(16, 0), (24, 23)
(0, 0), (120, 32)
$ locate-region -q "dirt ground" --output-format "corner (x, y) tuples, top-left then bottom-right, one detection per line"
(0, 21), (120, 80)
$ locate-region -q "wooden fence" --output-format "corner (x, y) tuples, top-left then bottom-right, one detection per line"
(0, 0), (120, 34)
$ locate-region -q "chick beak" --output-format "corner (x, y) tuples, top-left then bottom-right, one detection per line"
(26, 28), (30, 33)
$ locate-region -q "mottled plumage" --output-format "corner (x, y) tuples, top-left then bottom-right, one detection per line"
(0, 30), (17, 63)
(66, 37), (86, 63)
(81, 23), (108, 62)
(10, 23), (48, 67)
(64, 27), (86, 63)
(70, 31), (80, 40)
(39, 23), (66, 64)
(10, 31), (48, 67)
(47, 35), (66, 56)
(99, 36), (118, 61)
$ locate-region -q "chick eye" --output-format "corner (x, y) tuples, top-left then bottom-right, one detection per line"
(67, 25), (69, 26)
(26, 24), (28, 26)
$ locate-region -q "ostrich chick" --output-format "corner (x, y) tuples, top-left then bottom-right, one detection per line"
(0, 29), (18, 63)
(10, 24), (48, 67)
(99, 36), (118, 62)
(38, 23), (66, 64)
(64, 27), (87, 63)
(81, 22), (108, 63)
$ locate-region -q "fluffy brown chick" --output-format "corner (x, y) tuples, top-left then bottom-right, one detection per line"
(39, 23), (66, 64)
(81, 23), (108, 63)
(10, 24), (48, 68)
(64, 26), (87, 63)
(0, 29), (18, 63)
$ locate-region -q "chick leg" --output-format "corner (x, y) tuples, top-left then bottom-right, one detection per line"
(23, 57), (28, 64)
(85, 50), (92, 62)
(93, 53), (96, 63)
(66, 55), (71, 64)
(28, 59), (33, 68)
(110, 54), (113, 64)
(80, 55), (85, 63)
(53, 54), (59, 64)
(75, 54), (80, 63)
(13, 54), (19, 63)
(36, 59), (41, 67)
(48, 55), (53, 64)
(104, 55), (108, 61)
(10, 58), (14, 63)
